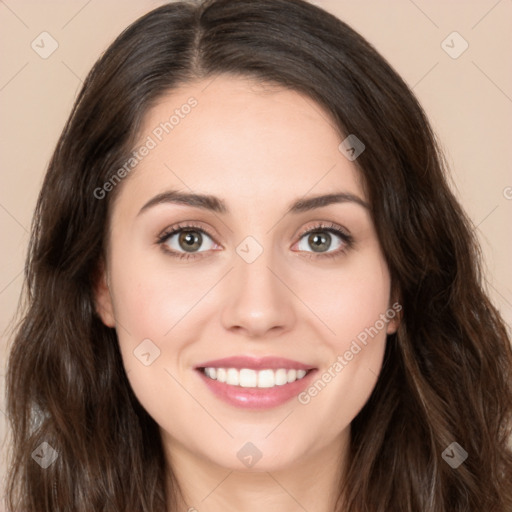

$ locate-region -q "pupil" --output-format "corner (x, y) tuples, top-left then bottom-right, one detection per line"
(309, 232), (331, 252)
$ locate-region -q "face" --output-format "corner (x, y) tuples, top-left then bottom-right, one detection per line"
(96, 75), (399, 474)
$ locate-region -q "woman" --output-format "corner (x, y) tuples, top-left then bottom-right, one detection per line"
(6, 0), (512, 510)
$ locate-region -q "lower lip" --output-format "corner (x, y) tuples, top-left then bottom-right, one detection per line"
(196, 369), (317, 409)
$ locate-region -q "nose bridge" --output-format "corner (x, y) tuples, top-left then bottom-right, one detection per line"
(220, 236), (296, 336)
(236, 241), (277, 294)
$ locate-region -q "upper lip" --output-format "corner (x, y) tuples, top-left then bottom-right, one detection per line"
(195, 356), (316, 371)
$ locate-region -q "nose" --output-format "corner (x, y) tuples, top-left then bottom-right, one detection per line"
(220, 249), (297, 339)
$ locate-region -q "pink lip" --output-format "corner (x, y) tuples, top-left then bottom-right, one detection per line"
(196, 368), (317, 409)
(195, 355), (315, 371)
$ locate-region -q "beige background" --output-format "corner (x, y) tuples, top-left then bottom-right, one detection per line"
(1, 0), (511, 500)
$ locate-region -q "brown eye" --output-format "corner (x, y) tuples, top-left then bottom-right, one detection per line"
(177, 230), (203, 252)
(306, 232), (333, 253)
(158, 225), (217, 257)
(296, 227), (350, 255)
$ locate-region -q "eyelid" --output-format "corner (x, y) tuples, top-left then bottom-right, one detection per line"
(296, 221), (351, 240)
(156, 222), (220, 248)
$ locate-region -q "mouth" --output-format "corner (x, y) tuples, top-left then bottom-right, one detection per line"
(194, 355), (317, 409)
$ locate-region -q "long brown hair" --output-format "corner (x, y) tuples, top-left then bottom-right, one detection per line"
(6, 0), (512, 510)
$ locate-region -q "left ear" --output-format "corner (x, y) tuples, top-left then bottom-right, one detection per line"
(92, 259), (116, 328)
(386, 295), (402, 335)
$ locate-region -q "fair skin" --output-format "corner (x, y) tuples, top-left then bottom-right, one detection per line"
(96, 75), (399, 512)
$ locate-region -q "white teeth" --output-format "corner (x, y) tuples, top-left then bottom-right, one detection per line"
(201, 367), (310, 388)
(275, 368), (288, 385)
(204, 367), (216, 379)
(239, 369), (257, 387)
(216, 368), (226, 383)
(226, 368), (240, 386)
(257, 369), (275, 388)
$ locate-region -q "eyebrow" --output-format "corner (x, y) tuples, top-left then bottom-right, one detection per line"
(137, 189), (369, 216)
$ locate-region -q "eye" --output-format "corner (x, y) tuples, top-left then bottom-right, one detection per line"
(294, 222), (353, 259)
(157, 223), (219, 260)
(157, 221), (353, 261)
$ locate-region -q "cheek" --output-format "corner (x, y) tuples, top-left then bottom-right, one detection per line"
(108, 250), (212, 422)
(110, 246), (217, 341)
(297, 250), (392, 346)
(291, 251), (391, 427)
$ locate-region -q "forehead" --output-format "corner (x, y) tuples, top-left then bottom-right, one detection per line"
(117, 74), (365, 214)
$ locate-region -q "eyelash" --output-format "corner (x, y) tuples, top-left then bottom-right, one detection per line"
(156, 221), (354, 261)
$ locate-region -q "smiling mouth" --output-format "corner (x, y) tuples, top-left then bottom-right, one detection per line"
(197, 367), (313, 388)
